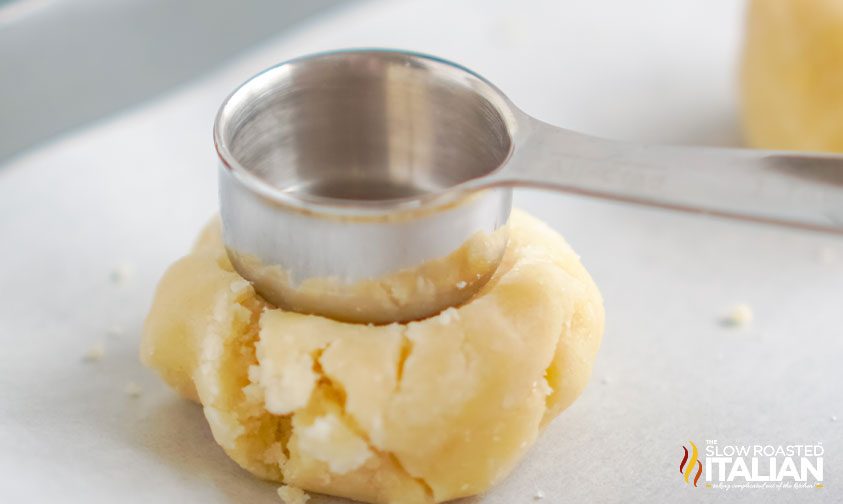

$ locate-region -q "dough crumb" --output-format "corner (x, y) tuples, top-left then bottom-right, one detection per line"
(124, 381), (143, 398)
(229, 279), (251, 294)
(110, 262), (136, 285)
(297, 414), (373, 474)
(277, 485), (310, 504)
(439, 307), (460, 325)
(262, 442), (288, 466)
(721, 304), (753, 328)
(534, 489), (545, 500)
(83, 342), (106, 362)
(534, 378), (553, 397)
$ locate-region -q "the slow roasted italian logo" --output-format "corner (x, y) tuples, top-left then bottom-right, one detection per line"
(680, 441), (703, 487)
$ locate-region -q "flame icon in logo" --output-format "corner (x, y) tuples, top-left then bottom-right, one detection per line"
(680, 441), (703, 487)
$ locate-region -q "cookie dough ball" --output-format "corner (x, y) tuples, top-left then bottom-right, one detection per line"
(141, 210), (604, 503)
(741, 0), (843, 152)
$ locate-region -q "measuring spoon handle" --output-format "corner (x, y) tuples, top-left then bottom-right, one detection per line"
(481, 118), (843, 235)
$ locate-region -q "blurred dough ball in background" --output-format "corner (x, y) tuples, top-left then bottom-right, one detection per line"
(741, 0), (843, 152)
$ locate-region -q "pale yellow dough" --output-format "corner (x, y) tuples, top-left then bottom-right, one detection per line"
(741, 0), (843, 152)
(141, 210), (604, 503)
(277, 485), (310, 504)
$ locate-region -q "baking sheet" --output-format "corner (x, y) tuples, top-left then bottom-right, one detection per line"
(1, 0), (840, 502)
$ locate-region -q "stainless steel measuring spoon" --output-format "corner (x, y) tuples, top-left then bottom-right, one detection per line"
(214, 49), (843, 324)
